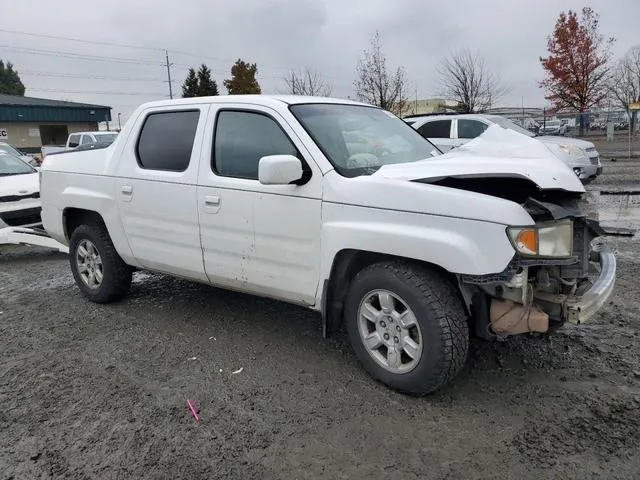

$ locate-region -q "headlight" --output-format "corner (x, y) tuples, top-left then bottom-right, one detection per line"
(557, 144), (586, 159)
(507, 220), (573, 257)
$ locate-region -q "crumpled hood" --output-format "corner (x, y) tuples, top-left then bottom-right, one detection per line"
(0, 172), (39, 197)
(375, 125), (585, 193)
(537, 135), (595, 150)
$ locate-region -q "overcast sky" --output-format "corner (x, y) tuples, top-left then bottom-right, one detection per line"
(2, 0), (639, 125)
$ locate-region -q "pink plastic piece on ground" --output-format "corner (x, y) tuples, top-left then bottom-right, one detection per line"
(186, 399), (200, 422)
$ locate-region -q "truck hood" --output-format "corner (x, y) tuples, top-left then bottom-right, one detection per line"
(375, 125), (585, 193)
(0, 172), (39, 197)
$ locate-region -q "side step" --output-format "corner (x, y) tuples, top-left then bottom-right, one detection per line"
(0, 227), (69, 253)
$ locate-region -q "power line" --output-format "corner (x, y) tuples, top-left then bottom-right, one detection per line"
(19, 70), (163, 82)
(0, 45), (161, 65)
(0, 28), (303, 73)
(27, 88), (167, 96)
(0, 28), (162, 51)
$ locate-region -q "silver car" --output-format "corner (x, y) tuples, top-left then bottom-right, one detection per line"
(539, 119), (568, 136)
(406, 114), (602, 183)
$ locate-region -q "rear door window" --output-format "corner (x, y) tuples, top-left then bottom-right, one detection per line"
(417, 120), (452, 139)
(136, 110), (200, 172)
(458, 119), (488, 139)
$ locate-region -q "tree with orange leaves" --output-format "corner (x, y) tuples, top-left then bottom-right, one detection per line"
(540, 7), (615, 135)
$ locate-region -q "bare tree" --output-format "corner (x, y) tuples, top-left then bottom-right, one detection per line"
(609, 46), (640, 132)
(438, 47), (507, 113)
(284, 67), (333, 96)
(354, 31), (408, 116)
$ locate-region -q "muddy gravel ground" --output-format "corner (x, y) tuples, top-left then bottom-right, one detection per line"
(2, 170), (640, 479)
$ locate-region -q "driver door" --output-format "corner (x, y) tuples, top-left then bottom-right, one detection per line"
(197, 104), (323, 305)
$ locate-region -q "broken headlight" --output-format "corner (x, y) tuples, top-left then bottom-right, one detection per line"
(507, 220), (573, 258)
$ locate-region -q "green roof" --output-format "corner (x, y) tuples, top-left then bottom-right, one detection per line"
(0, 93), (110, 109)
(0, 94), (111, 123)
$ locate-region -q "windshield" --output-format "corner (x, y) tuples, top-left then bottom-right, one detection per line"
(290, 104), (440, 176)
(0, 143), (24, 157)
(544, 120), (561, 127)
(0, 153), (36, 175)
(487, 116), (535, 137)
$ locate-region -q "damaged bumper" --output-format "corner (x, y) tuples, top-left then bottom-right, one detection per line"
(566, 250), (616, 324)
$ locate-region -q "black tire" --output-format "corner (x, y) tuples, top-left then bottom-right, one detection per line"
(344, 261), (469, 395)
(69, 222), (132, 303)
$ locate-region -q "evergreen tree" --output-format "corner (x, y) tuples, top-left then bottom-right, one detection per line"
(181, 68), (199, 98)
(196, 64), (219, 96)
(224, 59), (261, 94)
(0, 60), (26, 96)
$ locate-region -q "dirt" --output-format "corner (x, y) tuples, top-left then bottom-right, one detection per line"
(1, 168), (640, 479)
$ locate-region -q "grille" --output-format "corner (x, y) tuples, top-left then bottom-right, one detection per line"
(0, 207), (42, 226)
(589, 155), (599, 165)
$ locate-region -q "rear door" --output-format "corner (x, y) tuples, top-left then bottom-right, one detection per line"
(114, 105), (209, 282)
(416, 119), (455, 151)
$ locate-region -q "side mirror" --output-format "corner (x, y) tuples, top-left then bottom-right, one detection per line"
(258, 154), (303, 185)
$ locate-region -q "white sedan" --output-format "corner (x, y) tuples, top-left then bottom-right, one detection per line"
(0, 152), (41, 229)
(0, 143), (38, 167)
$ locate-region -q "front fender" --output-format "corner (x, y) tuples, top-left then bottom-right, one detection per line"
(319, 203), (518, 283)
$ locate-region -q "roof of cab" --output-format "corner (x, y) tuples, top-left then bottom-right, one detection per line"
(136, 94), (372, 110)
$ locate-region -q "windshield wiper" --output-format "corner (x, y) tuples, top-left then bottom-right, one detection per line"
(0, 172), (28, 177)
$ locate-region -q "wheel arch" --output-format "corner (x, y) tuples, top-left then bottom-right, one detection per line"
(322, 249), (465, 338)
(63, 207), (105, 241)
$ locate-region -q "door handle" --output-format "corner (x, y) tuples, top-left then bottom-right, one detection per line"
(204, 195), (220, 206)
(121, 185), (133, 195)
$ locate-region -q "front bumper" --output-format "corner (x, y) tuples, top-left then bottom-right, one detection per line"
(574, 164), (600, 181)
(566, 251), (616, 324)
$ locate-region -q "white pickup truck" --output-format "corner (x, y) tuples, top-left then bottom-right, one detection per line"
(39, 95), (616, 395)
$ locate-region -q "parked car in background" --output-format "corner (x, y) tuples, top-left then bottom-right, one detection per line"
(406, 113), (602, 183)
(539, 119), (567, 136)
(0, 142), (38, 167)
(41, 131), (119, 161)
(40, 95), (615, 395)
(0, 152), (41, 228)
(66, 131), (118, 149)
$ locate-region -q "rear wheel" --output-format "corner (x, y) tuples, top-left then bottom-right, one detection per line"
(345, 261), (469, 395)
(69, 222), (132, 303)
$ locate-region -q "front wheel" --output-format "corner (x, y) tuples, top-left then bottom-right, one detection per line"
(69, 222), (132, 303)
(345, 261), (469, 395)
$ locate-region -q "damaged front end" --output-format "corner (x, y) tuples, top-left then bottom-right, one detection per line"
(436, 177), (617, 339)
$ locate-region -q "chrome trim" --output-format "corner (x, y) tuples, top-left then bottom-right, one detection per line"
(566, 251), (616, 324)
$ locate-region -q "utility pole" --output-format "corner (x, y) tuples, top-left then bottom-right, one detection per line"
(415, 88), (418, 114)
(163, 49), (174, 99)
(118, 113), (122, 131)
